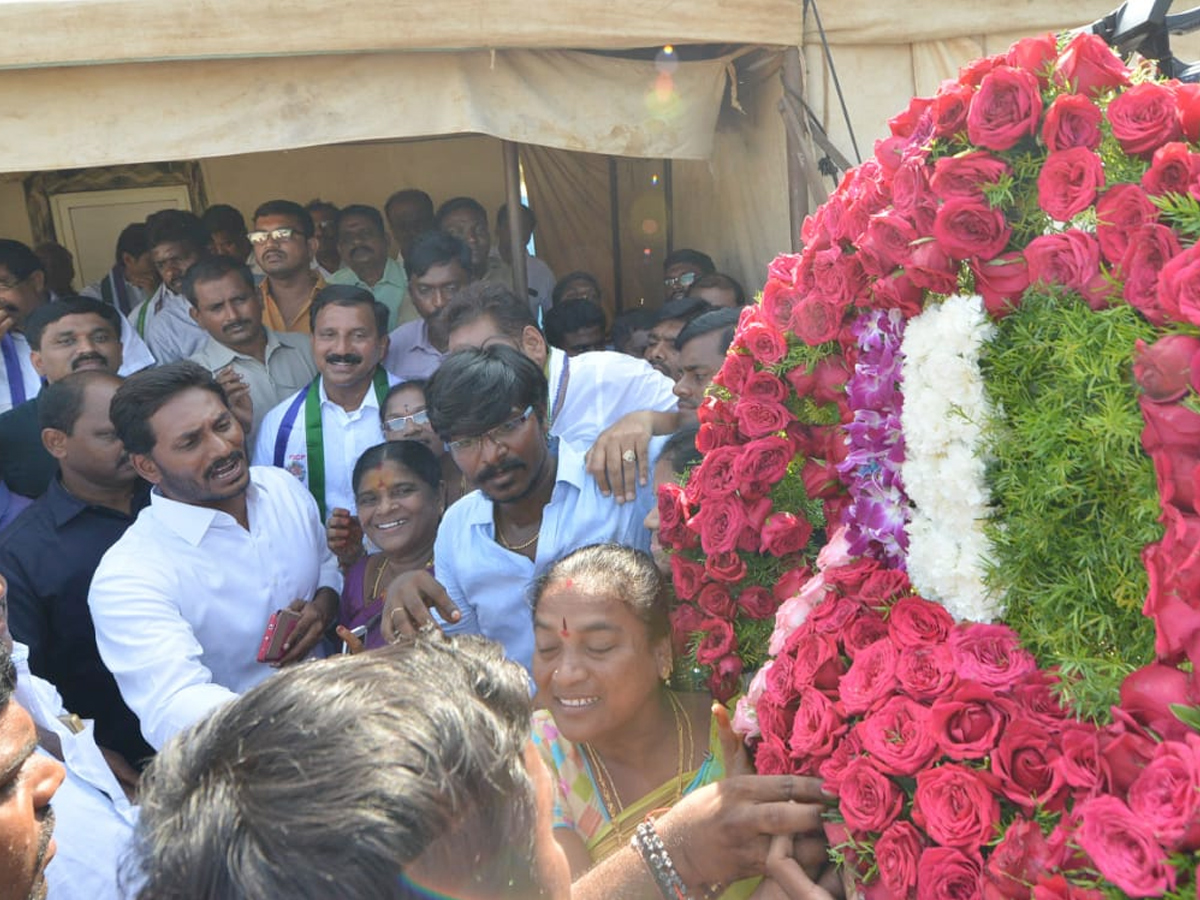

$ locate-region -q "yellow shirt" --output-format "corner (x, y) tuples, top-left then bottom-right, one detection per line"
(261, 274), (326, 334)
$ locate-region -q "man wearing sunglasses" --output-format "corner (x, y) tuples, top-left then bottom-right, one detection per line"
(662, 247), (715, 301)
(249, 200), (325, 335)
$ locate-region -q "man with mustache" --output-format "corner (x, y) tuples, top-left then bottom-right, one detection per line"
(0, 297), (125, 500)
(250, 200), (325, 334)
(185, 256), (316, 437)
(128, 210), (211, 364)
(252, 285), (397, 521)
(672, 306), (741, 427)
(87, 361), (342, 749)
(327, 204), (417, 330)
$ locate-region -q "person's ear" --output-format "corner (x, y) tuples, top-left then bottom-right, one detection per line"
(188, 305), (199, 323)
(653, 637), (673, 681)
(521, 326), (548, 368)
(307, 235), (320, 260)
(41, 427), (68, 460)
(30, 269), (45, 297)
(29, 350), (46, 378)
(131, 453), (162, 485)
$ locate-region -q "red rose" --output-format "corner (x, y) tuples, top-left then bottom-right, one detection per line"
(934, 197), (1011, 261)
(917, 847), (984, 900)
(896, 643), (958, 700)
(889, 95), (933, 137)
(906, 239), (960, 295)
(735, 398), (791, 439)
(656, 482), (693, 549)
(971, 252), (1030, 319)
(695, 420), (736, 453)
(872, 271), (925, 318)
(1119, 661), (1194, 740)
(930, 681), (1015, 761)
(1141, 141), (1200, 196)
(738, 321), (787, 368)
(1156, 241), (1200, 327)
(857, 695), (939, 776)
(806, 593), (863, 635)
(710, 653), (744, 702)
(876, 822), (924, 900)
(713, 350), (755, 395)
(838, 756), (904, 833)
(811, 356), (851, 405)
(949, 624), (1037, 688)
(736, 585), (776, 620)
(704, 550), (747, 584)
(734, 436), (794, 492)
(1053, 32), (1131, 97)
(893, 157), (938, 231)
(889, 595), (954, 645)
(753, 736), (792, 775)
(1096, 183), (1158, 265)
(931, 81), (974, 138)
(1036, 148), (1104, 222)
(823, 559), (875, 595)
(857, 212), (917, 277)
(985, 819), (1055, 900)
(669, 553), (704, 600)
(839, 638), (899, 714)
(1101, 709), (1159, 794)
(1142, 511), (1200, 665)
(1058, 723), (1111, 796)
(1128, 736), (1200, 849)
(967, 66), (1043, 151)
(1123, 223), (1181, 326)
(691, 445), (741, 498)
(694, 616), (736, 665)
(1041, 93), (1104, 150)
(1107, 81), (1183, 158)
(773, 566), (812, 605)
(931, 151), (1011, 202)
(790, 632), (844, 692)
(843, 612), (890, 659)
(790, 295), (847, 347)
(1032, 875), (1103, 900)
(800, 458), (842, 501)
(760, 512), (814, 557)
(856, 568), (911, 605)
(990, 719), (1067, 813)
(818, 729), (862, 794)
(787, 685), (847, 765)
(761, 280), (802, 334)
(669, 602), (706, 657)
(1073, 795), (1175, 897)
(696, 582), (735, 620)
(693, 495), (749, 556)
(743, 370), (788, 404)
(812, 245), (867, 305)
(1180, 82), (1200, 143)
(1011, 670), (1071, 727)
(913, 763), (1001, 850)
(1006, 34), (1057, 83)
(1024, 231), (1100, 293)
(959, 54), (1005, 88)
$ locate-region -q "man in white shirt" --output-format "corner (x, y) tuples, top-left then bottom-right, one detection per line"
(89, 361), (341, 749)
(495, 202), (556, 321)
(0, 239), (154, 413)
(253, 285), (396, 520)
(383, 231), (471, 380)
(128, 210), (211, 364)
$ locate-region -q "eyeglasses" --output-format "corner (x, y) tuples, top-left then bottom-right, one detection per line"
(446, 406), (534, 456)
(247, 227), (304, 245)
(383, 409), (431, 433)
(0, 273), (30, 292)
(663, 271), (698, 290)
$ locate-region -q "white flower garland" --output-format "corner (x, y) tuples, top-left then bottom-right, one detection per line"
(899, 294), (1003, 623)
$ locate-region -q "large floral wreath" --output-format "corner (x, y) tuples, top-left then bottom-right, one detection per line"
(659, 30), (1200, 899)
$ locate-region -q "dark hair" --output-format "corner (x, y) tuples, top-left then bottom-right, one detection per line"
(308, 284), (389, 336)
(688, 271), (747, 306)
(425, 345), (546, 439)
(674, 306), (740, 353)
(611, 308), (656, 353)
(200, 204), (247, 237)
(443, 281), (538, 344)
(127, 636), (541, 900)
(435, 197), (487, 227)
(663, 248), (716, 275)
(661, 425), (702, 475)
(544, 299), (606, 349)
(181, 256), (257, 307)
(351, 440), (443, 497)
(551, 271), (602, 306)
(110, 361), (228, 456)
(305, 199), (339, 217)
(0, 640), (14, 714)
(655, 296), (711, 326)
(0, 239), (44, 279)
(384, 189), (434, 220)
(403, 231), (471, 281)
(381, 379), (428, 418)
(25, 296), (122, 351)
(334, 204), (386, 238)
(531, 543), (669, 641)
(496, 202), (535, 232)
(38, 370), (122, 436)
(115, 223), (151, 265)
(145, 210), (210, 254)
(252, 200), (314, 237)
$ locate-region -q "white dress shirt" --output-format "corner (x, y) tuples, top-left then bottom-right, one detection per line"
(433, 438), (663, 672)
(546, 346), (678, 448)
(128, 283), (207, 364)
(251, 370), (399, 516)
(87, 466), (342, 749)
(12, 642), (137, 900)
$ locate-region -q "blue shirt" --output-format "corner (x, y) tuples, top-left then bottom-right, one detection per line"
(0, 477), (155, 767)
(433, 438), (664, 672)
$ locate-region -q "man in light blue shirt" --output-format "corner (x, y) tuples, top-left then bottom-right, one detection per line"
(326, 205), (415, 330)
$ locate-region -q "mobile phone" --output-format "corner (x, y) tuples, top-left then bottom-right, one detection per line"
(257, 608), (303, 663)
(341, 624), (369, 655)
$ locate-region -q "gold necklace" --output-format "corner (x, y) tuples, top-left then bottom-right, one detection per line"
(496, 518), (540, 551)
(370, 556), (391, 598)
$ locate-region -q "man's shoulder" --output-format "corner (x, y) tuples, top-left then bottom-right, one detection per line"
(270, 328), (313, 352)
(258, 382), (310, 434)
(0, 490), (55, 550)
(326, 267), (360, 286)
(571, 349), (663, 381)
(0, 396), (38, 429)
(438, 488), (490, 532)
(187, 336), (233, 370)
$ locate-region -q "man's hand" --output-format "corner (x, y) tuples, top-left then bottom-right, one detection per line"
(215, 366), (254, 437)
(0, 307), (16, 341)
(585, 410), (678, 504)
(276, 589), (338, 666)
(379, 569), (461, 642)
(325, 507), (364, 568)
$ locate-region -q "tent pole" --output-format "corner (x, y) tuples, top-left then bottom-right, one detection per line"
(608, 156), (624, 313)
(502, 141), (529, 305)
(781, 46), (809, 252)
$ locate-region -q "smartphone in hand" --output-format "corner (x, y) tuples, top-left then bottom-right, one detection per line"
(257, 608), (303, 663)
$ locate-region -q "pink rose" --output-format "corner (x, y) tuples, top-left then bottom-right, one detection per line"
(760, 512), (814, 557)
(934, 197), (1011, 261)
(743, 370), (788, 405)
(711, 349), (754, 394)
(1119, 660), (1195, 738)
(838, 756), (904, 833)
(1074, 795), (1175, 897)
(842, 612), (890, 659)
(971, 252), (1030, 319)
(990, 719), (1067, 813)
(734, 436), (794, 493)
(1036, 148), (1104, 222)
(694, 617), (736, 665)
(907, 239), (961, 295)
(930, 151), (1011, 201)
(736, 585), (776, 621)
(1057, 723), (1111, 796)
(1053, 32), (1131, 97)
(931, 80), (973, 138)
(889, 595), (955, 645)
(896, 643), (958, 701)
(1096, 183), (1158, 266)
(791, 295), (848, 347)
(1006, 34), (1057, 82)
(913, 763), (1001, 850)
(790, 632), (844, 692)
(949, 623), (1037, 688)
(856, 695), (940, 776)
(1156, 241), (1200, 327)
(1122, 223), (1182, 326)
(857, 212), (917, 277)
(1128, 736), (1200, 849)
(876, 822), (924, 900)
(917, 847), (984, 900)
(753, 736), (792, 775)
(1107, 81), (1183, 158)
(656, 481), (693, 550)
(967, 66), (1043, 151)
(735, 398), (792, 439)
(1101, 709), (1159, 794)
(739, 322), (787, 367)
(769, 585), (822, 657)
(839, 638), (899, 714)
(1025, 231), (1101, 293)
(985, 819), (1055, 900)
(669, 553), (705, 600)
(1041, 93), (1103, 150)
(929, 680), (1015, 761)
(787, 686), (847, 767)
(1141, 141), (1200, 196)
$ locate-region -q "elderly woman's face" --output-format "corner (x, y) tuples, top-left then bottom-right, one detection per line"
(531, 581), (671, 744)
(354, 459), (441, 557)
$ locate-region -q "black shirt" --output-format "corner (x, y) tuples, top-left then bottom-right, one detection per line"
(0, 476), (155, 767)
(0, 397), (57, 499)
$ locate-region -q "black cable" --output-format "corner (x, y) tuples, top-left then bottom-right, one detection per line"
(804, 0), (862, 165)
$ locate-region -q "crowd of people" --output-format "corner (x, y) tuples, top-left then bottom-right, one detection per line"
(0, 189), (834, 900)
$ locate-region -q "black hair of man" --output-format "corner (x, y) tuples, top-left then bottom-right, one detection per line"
(115, 223), (151, 266)
(305, 199), (339, 218)
(425, 344), (547, 441)
(688, 272), (747, 306)
(403, 231), (472, 282)
(435, 196), (487, 227)
(333, 204), (386, 237)
(544, 299), (606, 349)
(24, 295), (123, 352)
(145, 210), (210, 254)
(496, 202), (535, 231)
(181, 255), (256, 308)
(308, 284), (389, 336)
(0, 639), (13, 711)
(384, 189), (434, 220)
(662, 424), (702, 475)
(252, 200), (314, 237)
(655, 296), (711, 326)
(38, 370), (123, 435)
(0, 239), (44, 279)
(674, 306), (741, 354)
(611, 308), (656, 351)
(551, 271), (602, 306)
(110, 360), (228, 456)
(199, 204), (248, 238)
(663, 248), (716, 276)
(443, 281), (539, 343)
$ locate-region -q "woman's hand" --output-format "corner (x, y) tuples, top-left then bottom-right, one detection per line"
(335, 625), (365, 655)
(325, 508), (364, 569)
(748, 835), (840, 900)
(713, 701), (755, 777)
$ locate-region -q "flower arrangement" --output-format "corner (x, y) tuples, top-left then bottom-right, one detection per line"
(658, 25), (1200, 900)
